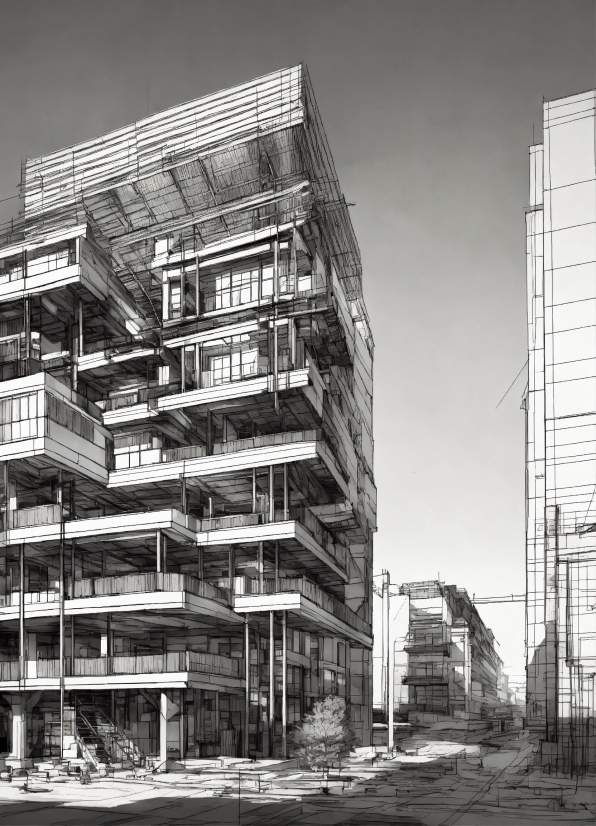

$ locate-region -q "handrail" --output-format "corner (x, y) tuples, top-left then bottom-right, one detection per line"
(72, 572), (230, 604)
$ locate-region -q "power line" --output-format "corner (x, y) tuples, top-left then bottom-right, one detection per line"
(496, 359), (528, 409)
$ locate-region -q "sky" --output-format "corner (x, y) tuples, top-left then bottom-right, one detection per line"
(1, 0), (595, 676)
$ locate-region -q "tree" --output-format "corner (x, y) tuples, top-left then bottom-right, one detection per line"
(293, 696), (357, 778)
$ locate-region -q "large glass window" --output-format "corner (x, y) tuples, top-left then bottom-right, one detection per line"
(0, 393), (38, 442)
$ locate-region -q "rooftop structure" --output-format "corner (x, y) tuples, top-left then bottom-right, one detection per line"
(0, 65), (375, 767)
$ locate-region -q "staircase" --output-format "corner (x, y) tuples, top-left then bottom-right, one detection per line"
(75, 697), (143, 769)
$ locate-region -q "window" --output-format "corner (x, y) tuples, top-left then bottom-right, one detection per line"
(208, 348), (258, 385)
(215, 268), (260, 310)
(323, 668), (337, 694)
(0, 393), (38, 442)
(27, 242), (72, 277)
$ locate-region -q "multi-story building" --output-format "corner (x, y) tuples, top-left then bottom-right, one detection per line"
(398, 581), (508, 722)
(525, 89), (596, 773)
(0, 65), (375, 768)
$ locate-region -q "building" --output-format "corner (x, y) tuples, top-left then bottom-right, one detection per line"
(525, 89), (596, 773)
(398, 581), (509, 722)
(0, 65), (376, 767)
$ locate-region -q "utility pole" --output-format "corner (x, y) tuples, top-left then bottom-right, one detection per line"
(380, 569), (394, 753)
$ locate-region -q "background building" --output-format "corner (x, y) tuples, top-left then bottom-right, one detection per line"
(397, 581), (511, 724)
(525, 89), (596, 773)
(0, 65), (375, 767)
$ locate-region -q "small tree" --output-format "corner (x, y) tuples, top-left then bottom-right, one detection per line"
(293, 696), (357, 779)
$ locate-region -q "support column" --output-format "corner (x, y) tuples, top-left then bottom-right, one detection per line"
(59, 478), (65, 761)
(156, 529), (162, 574)
(275, 541), (280, 591)
(18, 544), (25, 683)
(388, 631), (394, 753)
(244, 616), (250, 758)
(6, 696), (26, 764)
(197, 545), (203, 580)
(159, 690), (168, 768)
(268, 465), (275, 523)
(228, 546), (235, 594)
(283, 464), (289, 521)
(269, 611), (275, 757)
(252, 468), (257, 514)
(180, 477), (187, 515)
(258, 542), (264, 594)
(282, 611), (288, 758)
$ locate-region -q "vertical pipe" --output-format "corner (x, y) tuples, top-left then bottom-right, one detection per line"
(163, 535), (167, 574)
(195, 257), (200, 318)
(59, 525), (65, 761)
(381, 571), (388, 720)
(215, 690), (220, 747)
(282, 610), (287, 758)
(195, 344), (201, 389)
(244, 616), (250, 758)
(258, 542), (264, 594)
(71, 615), (75, 674)
(206, 411), (213, 455)
(273, 238), (279, 303)
(156, 529), (161, 574)
(197, 545), (203, 581)
(229, 546), (235, 595)
(283, 464), (289, 521)
(70, 540), (76, 598)
(181, 477), (187, 514)
(19, 543), (25, 683)
(181, 346), (186, 391)
(388, 623), (394, 753)
(78, 299), (84, 357)
(292, 227), (298, 299)
(269, 611), (275, 757)
(273, 323), (279, 413)
(23, 295), (31, 374)
(269, 465), (275, 523)
(275, 541), (279, 591)
(252, 468), (257, 515)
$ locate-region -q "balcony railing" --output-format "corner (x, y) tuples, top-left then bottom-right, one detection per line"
(3, 589), (60, 607)
(100, 385), (178, 413)
(235, 575), (371, 636)
(213, 429), (321, 456)
(33, 652), (240, 679)
(11, 504), (62, 529)
(198, 513), (262, 531)
(0, 661), (19, 680)
(71, 572), (230, 605)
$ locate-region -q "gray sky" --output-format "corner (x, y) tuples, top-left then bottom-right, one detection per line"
(1, 0), (594, 675)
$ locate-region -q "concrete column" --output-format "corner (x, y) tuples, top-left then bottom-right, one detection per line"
(269, 611), (275, 757)
(159, 690), (168, 768)
(258, 542), (264, 594)
(244, 617), (250, 758)
(268, 466), (275, 523)
(282, 610), (287, 758)
(9, 697), (26, 762)
(283, 464), (289, 520)
(275, 542), (280, 591)
(197, 545), (203, 580)
(19, 544), (25, 683)
(156, 530), (162, 574)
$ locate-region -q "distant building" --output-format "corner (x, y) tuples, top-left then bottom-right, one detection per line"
(525, 89), (596, 773)
(398, 581), (511, 722)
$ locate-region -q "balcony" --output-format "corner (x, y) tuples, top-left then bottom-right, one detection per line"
(0, 652), (242, 687)
(234, 575), (371, 644)
(72, 572), (229, 605)
(108, 428), (348, 495)
(0, 372), (109, 484)
(10, 503), (62, 529)
(0, 232), (114, 305)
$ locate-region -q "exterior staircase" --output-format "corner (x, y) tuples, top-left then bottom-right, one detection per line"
(75, 696), (143, 769)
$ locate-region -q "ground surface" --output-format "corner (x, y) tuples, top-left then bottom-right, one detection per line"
(0, 730), (594, 825)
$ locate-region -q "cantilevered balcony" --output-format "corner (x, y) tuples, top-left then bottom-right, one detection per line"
(108, 429), (348, 498)
(196, 505), (349, 581)
(234, 575), (371, 646)
(100, 356), (325, 427)
(0, 231), (115, 305)
(0, 372), (109, 484)
(0, 651), (243, 691)
(0, 572), (240, 625)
